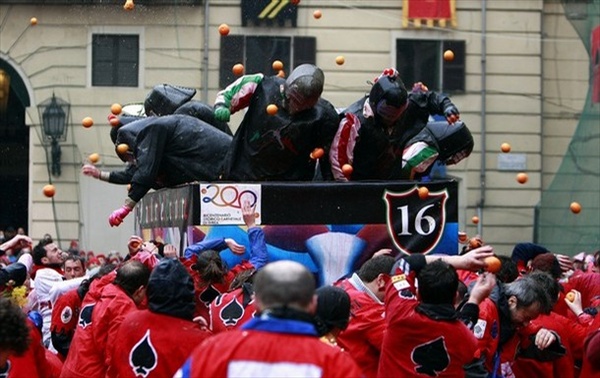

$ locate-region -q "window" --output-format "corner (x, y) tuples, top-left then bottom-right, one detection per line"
(219, 36), (316, 88)
(92, 34), (139, 87)
(396, 39), (465, 93)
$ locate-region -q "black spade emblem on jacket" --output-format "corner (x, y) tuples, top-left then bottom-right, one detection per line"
(199, 285), (220, 305)
(0, 360), (11, 378)
(129, 329), (158, 377)
(411, 336), (450, 377)
(78, 303), (95, 329)
(220, 298), (244, 326)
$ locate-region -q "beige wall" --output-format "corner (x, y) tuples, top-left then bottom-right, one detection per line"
(0, 0), (587, 254)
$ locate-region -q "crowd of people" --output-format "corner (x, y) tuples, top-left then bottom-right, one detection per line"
(1, 218), (599, 377)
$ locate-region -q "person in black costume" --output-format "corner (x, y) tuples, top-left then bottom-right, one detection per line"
(329, 69), (466, 181)
(82, 114), (232, 227)
(214, 64), (339, 181)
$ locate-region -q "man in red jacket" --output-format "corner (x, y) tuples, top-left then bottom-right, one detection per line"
(109, 259), (211, 377)
(335, 254), (395, 378)
(61, 261), (150, 378)
(378, 252), (496, 378)
(175, 260), (363, 378)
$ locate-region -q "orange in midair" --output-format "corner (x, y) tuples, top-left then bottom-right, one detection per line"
(82, 117), (94, 128)
(272, 60), (284, 71)
(266, 104), (278, 115)
(570, 202), (582, 214)
(88, 153), (100, 164)
(30, 17), (38, 26)
(313, 10), (322, 19)
(516, 172), (528, 184)
(123, 0), (134, 11)
(116, 144), (129, 154)
(471, 216), (479, 224)
(342, 164), (353, 178)
(310, 148), (325, 160)
(500, 143), (511, 153)
(111, 103), (122, 115)
(443, 50), (454, 61)
(218, 24), (230, 36)
(417, 187), (429, 200)
(335, 56), (345, 65)
(43, 184), (56, 198)
(232, 64), (244, 76)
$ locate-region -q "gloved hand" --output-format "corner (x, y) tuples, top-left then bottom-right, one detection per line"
(214, 106), (231, 122)
(109, 205), (132, 227)
(82, 164), (100, 179)
(444, 105), (460, 124)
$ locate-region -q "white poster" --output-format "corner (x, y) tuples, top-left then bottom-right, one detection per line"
(199, 184), (262, 225)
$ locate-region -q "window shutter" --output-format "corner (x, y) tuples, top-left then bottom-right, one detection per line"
(220, 35), (245, 88)
(442, 40), (465, 93)
(293, 37), (316, 68)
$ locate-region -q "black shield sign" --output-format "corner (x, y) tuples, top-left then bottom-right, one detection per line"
(384, 187), (448, 255)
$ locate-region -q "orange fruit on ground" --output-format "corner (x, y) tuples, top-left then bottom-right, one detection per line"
(484, 256), (502, 274)
(232, 63), (244, 76)
(313, 10), (322, 19)
(570, 202), (581, 214)
(443, 50), (454, 61)
(417, 187), (429, 200)
(43, 184), (55, 198)
(471, 216), (479, 224)
(566, 291), (576, 302)
(516, 172), (528, 184)
(88, 153), (100, 164)
(272, 60), (284, 71)
(342, 164), (353, 177)
(335, 56), (345, 65)
(82, 117), (94, 128)
(218, 23), (230, 36)
(266, 104), (278, 115)
(500, 142), (511, 153)
(123, 0), (134, 11)
(30, 17), (38, 26)
(116, 143), (129, 154)
(110, 103), (122, 115)
(310, 148), (325, 160)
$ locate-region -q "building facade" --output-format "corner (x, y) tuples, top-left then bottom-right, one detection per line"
(0, 0), (594, 254)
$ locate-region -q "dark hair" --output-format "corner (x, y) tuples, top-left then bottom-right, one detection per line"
(527, 271), (560, 310)
(32, 239), (53, 265)
(229, 268), (256, 291)
(314, 286), (351, 336)
(193, 250), (227, 284)
(504, 274), (552, 314)
(357, 255), (395, 282)
(254, 261), (316, 309)
(417, 260), (458, 305)
(78, 263), (117, 300)
(496, 256), (519, 283)
(530, 253), (562, 280)
(113, 261), (150, 297)
(64, 254), (85, 270)
(0, 297), (31, 355)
